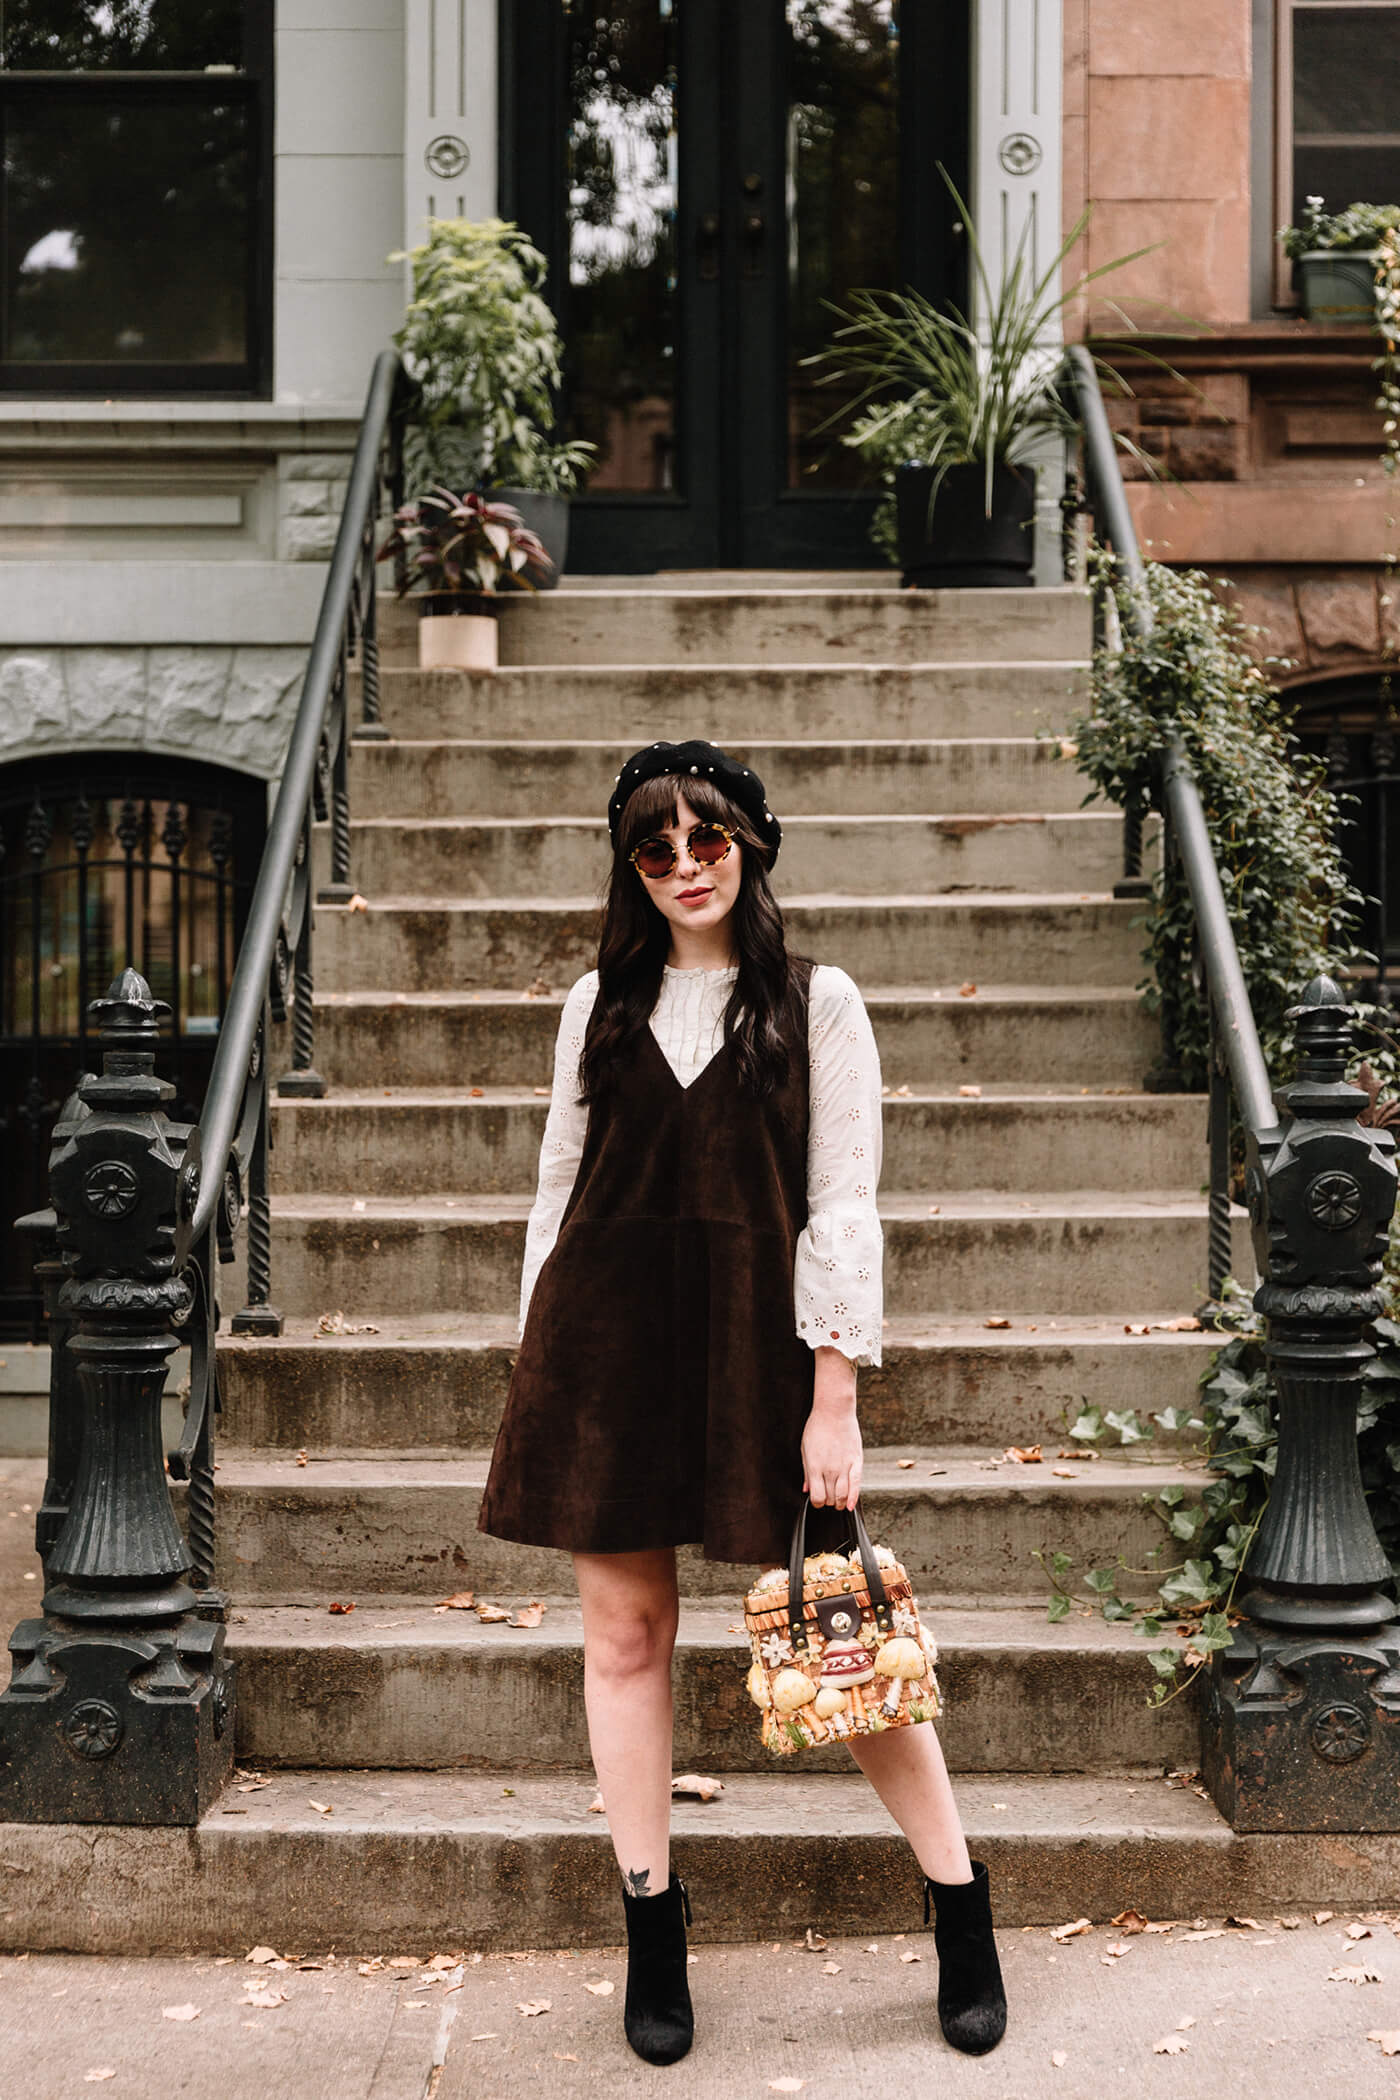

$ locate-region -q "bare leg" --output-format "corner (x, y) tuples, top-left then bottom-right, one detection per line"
(572, 1546), (680, 1896)
(847, 1720), (974, 1884)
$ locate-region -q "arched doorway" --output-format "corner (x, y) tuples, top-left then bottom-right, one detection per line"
(0, 753), (265, 1339)
(499, 0), (969, 570)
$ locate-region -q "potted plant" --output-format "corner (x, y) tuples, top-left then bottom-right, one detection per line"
(807, 173), (1190, 587)
(1279, 197), (1400, 323)
(378, 487), (551, 671)
(389, 217), (594, 589)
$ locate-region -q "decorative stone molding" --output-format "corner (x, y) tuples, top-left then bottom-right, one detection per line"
(1213, 567), (1394, 685)
(0, 646), (304, 779)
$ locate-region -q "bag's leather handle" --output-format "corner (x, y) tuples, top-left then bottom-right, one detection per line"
(785, 1495), (894, 1654)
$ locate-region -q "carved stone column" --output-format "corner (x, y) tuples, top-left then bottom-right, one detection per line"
(0, 971), (236, 1825)
(1201, 977), (1400, 1829)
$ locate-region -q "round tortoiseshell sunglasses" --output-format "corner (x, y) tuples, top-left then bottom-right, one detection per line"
(628, 821), (735, 881)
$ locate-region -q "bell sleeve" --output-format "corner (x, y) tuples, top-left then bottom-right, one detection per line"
(794, 963), (885, 1368)
(517, 970), (598, 1340)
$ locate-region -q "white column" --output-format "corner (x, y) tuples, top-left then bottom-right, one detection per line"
(970, 0), (1066, 584)
(403, 0), (498, 248)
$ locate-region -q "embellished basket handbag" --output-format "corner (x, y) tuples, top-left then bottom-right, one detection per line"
(743, 1497), (941, 1756)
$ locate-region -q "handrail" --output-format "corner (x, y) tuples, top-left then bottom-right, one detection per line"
(180, 346), (405, 1250)
(1061, 342), (1276, 1143)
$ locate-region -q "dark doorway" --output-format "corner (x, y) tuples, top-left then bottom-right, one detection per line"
(0, 754), (264, 1340)
(500, 0), (968, 571)
(1292, 676), (1400, 1002)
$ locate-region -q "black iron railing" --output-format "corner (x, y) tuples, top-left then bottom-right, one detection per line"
(0, 349), (407, 1824)
(1063, 341), (1400, 1831)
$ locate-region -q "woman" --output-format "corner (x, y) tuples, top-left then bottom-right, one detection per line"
(478, 737), (1006, 2065)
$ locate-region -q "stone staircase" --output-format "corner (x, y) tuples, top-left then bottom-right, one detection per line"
(57, 572), (1383, 1955)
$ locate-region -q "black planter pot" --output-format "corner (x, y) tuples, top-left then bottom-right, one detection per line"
(895, 461), (1037, 589)
(493, 487), (569, 590)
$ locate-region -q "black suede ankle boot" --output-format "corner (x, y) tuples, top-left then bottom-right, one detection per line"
(620, 1870), (694, 2065)
(922, 1859), (1007, 2055)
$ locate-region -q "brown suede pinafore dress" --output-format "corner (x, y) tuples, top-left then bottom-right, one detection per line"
(477, 956), (825, 1566)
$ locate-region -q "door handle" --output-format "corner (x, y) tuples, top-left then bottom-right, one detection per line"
(697, 211), (720, 281)
(742, 209), (765, 280)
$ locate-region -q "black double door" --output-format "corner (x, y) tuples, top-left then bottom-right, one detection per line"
(501, 0), (967, 571)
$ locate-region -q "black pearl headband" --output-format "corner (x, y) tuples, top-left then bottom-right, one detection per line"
(607, 738), (782, 861)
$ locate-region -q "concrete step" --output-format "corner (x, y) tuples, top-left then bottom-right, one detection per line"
(312, 894), (1146, 994)
(347, 734), (1099, 819)
(309, 984), (1161, 1089)
(363, 660), (1088, 741)
(269, 1088), (1207, 1198)
(378, 584), (1093, 668)
(10, 1765), (1388, 1952)
(265, 1191), (1244, 1320)
(227, 1601), (1196, 1775)
(217, 1313), (1220, 1455)
(315, 810), (1130, 899)
(204, 1450), (1210, 1607)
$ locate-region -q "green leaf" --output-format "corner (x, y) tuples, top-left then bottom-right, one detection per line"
(1085, 1567), (1119, 1595)
(1068, 1409), (1104, 1443)
(1146, 1647), (1180, 1679)
(1047, 1592), (1071, 1622)
(1104, 1408), (1152, 1444)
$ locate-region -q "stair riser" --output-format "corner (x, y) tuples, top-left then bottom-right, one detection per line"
(314, 899), (1145, 994)
(378, 587), (1092, 667)
(362, 663), (1088, 741)
(349, 737), (1098, 819)
(230, 1637), (1195, 1774)
(218, 1333), (1217, 1453)
(267, 1209), (1238, 1318)
(314, 812), (1129, 899)
(310, 994), (1161, 1089)
(208, 1478), (1174, 1606)
(2, 1815), (1395, 1951)
(269, 1095), (1207, 1197)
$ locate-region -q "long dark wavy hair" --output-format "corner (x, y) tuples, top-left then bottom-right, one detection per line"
(577, 771), (806, 1105)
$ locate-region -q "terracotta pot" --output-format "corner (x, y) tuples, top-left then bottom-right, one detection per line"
(416, 591), (499, 671)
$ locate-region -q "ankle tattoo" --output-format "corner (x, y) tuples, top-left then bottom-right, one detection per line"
(623, 1867), (653, 1897)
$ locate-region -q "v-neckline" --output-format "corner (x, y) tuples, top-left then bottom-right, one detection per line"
(645, 1016), (733, 1096)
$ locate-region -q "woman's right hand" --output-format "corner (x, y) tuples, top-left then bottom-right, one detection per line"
(802, 1348), (863, 1510)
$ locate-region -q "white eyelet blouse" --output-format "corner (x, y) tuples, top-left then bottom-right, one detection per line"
(518, 961), (885, 1366)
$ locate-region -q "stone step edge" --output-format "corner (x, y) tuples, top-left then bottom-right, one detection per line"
(264, 1190), (1233, 1220)
(269, 1084), (1196, 1108)
(320, 811), (1119, 833)
(309, 982), (1152, 1010)
(316, 888), (1127, 911)
(348, 733), (1083, 751)
(14, 1768), (1398, 1952)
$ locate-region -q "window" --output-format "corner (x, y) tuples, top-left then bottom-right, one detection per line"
(0, 1), (272, 393)
(1275, 0), (1400, 304)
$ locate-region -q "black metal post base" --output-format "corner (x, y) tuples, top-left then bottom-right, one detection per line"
(315, 882), (358, 905)
(230, 1302), (284, 1336)
(0, 1616), (236, 1826)
(276, 1068), (327, 1099)
(1200, 1621), (1400, 1831)
(350, 723), (391, 742)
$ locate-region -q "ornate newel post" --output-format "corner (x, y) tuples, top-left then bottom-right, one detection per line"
(1201, 976), (1400, 1830)
(0, 971), (236, 1824)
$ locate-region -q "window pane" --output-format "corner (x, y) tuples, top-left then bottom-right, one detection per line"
(1294, 142), (1400, 221)
(785, 0), (899, 490)
(3, 96), (248, 363)
(566, 1), (678, 493)
(1294, 5), (1400, 137)
(0, 1), (245, 71)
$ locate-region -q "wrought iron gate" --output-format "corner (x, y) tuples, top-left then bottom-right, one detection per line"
(0, 752), (264, 1338)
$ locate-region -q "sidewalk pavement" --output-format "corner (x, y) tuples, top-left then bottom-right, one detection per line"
(6, 1907), (1400, 2100)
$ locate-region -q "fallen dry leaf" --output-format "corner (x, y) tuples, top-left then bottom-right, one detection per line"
(308, 1800), (333, 1816)
(554, 2054), (580, 2063)
(1104, 1941), (1132, 1958)
(246, 1946), (280, 1964)
(328, 1601), (355, 1615)
(1327, 1963), (1382, 1984)
(983, 1316), (1011, 1330)
(517, 1998), (551, 2016)
(1225, 1916), (1263, 1930)
(346, 893), (368, 912)
(438, 1592), (475, 1611)
(897, 1458), (916, 1469)
(1111, 1911), (1148, 1933)
(387, 1958), (420, 1970)
(1348, 1923), (1374, 1940)
(768, 2082), (806, 2094)
(1124, 1322), (1150, 1335)
(1162, 1316), (1202, 1331)
(241, 1988), (286, 2009)
(958, 982), (977, 998)
(821, 1961), (841, 1975)
(1153, 2035), (1189, 2055)
(1050, 1919), (1091, 1942)
(899, 1949), (922, 1964)
(1005, 1445), (1042, 1463)
(1177, 1929), (1223, 1942)
(1051, 2051), (1068, 2068)
(1368, 2030), (1400, 2055)
(510, 1603), (546, 1628)
(83, 2073), (117, 2084)
(958, 1083), (982, 1097)
(470, 1086), (484, 1098)
(1277, 1917), (1303, 1930)
(804, 1928), (827, 1951)
(1176, 2015), (1196, 2030)
(587, 1791), (605, 1813)
(162, 2004), (200, 2022)
(584, 1979), (614, 1996)
(468, 2032), (499, 2041)
(476, 1605), (510, 1623)
(532, 1085), (551, 1096)
(672, 1773), (725, 1800)
(1314, 1910), (1335, 1924)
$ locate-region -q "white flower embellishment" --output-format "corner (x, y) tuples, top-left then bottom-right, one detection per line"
(760, 1631), (793, 1669)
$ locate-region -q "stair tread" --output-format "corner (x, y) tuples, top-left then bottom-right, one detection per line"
(227, 1598), (1189, 1655)
(267, 1188), (1232, 1219)
(272, 1083), (1196, 1106)
(319, 888), (1127, 910)
(327, 810), (1118, 831)
(166, 1765), (1225, 1838)
(211, 1450), (1208, 1490)
(311, 981), (1151, 1008)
